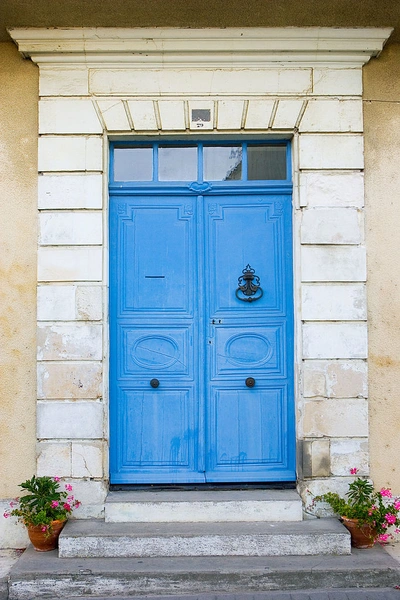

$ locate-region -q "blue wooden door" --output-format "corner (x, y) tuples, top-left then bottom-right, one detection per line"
(110, 143), (295, 484)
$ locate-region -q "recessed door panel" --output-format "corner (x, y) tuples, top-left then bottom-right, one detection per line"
(209, 386), (284, 469)
(118, 200), (195, 315)
(212, 324), (284, 378)
(122, 326), (193, 378)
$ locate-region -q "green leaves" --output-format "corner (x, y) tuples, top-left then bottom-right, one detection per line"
(8, 475), (80, 529)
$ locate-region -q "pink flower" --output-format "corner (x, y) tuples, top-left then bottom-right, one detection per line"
(394, 501), (400, 511)
(350, 467), (358, 475)
(41, 526), (47, 532)
(378, 533), (390, 543)
(63, 503), (71, 511)
(51, 500), (59, 508)
(3, 512), (10, 519)
(67, 495), (74, 503)
(74, 501), (81, 508)
(382, 522), (388, 529)
(395, 528), (400, 534)
(53, 477), (60, 482)
(380, 488), (392, 498)
(65, 484), (73, 492)
(385, 513), (397, 524)
(9, 501), (16, 508)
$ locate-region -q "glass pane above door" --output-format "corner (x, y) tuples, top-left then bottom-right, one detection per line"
(113, 147), (153, 181)
(159, 146), (197, 181)
(112, 142), (289, 183)
(203, 146), (242, 181)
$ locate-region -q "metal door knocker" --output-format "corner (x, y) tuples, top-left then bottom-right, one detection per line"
(235, 264), (263, 302)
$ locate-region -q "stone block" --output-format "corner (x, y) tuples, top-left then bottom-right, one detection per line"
(89, 68), (312, 96)
(217, 100), (244, 130)
(97, 99), (131, 131)
(39, 99), (102, 134)
(39, 67), (89, 96)
(303, 439), (330, 477)
(301, 208), (362, 245)
(302, 398), (368, 437)
(0, 502), (29, 548)
(302, 284), (367, 321)
(37, 285), (76, 321)
(127, 101), (158, 130)
(330, 438), (369, 476)
(37, 285), (103, 321)
(37, 400), (103, 438)
(72, 442), (104, 478)
(272, 100), (304, 129)
(301, 246), (366, 282)
(37, 362), (102, 399)
(76, 286), (103, 320)
(37, 324), (102, 360)
(299, 100), (363, 132)
(38, 136), (103, 172)
(37, 442), (72, 477)
(38, 174), (103, 209)
(299, 172), (364, 208)
(312, 68), (363, 96)
(67, 479), (107, 519)
(303, 322), (368, 359)
(158, 101), (186, 130)
(39, 212), (103, 246)
(298, 477), (355, 505)
(38, 247), (102, 282)
(244, 100), (275, 129)
(299, 134), (364, 170)
(303, 360), (368, 399)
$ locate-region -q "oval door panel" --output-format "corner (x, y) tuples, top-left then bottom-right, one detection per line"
(225, 333), (273, 366)
(132, 335), (179, 369)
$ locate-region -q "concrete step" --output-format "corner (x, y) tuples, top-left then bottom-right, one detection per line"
(58, 518), (351, 558)
(105, 489), (303, 523)
(8, 545), (400, 599)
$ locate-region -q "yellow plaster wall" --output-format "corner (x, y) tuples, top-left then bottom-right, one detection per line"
(364, 42), (400, 490)
(0, 41), (38, 497)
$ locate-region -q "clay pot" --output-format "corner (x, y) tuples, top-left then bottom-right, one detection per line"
(27, 519), (67, 552)
(341, 517), (377, 549)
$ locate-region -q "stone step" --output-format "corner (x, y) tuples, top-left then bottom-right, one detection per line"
(8, 544), (400, 599)
(58, 518), (350, 558)
(105, 489), (303, 523)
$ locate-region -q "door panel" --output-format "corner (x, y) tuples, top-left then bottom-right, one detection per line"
(212, 325), (283, 377)
(210, 386), (284, 466)
(204, 194), (294, 482)
(110, 191), (295, 483)
(110, 195), (202, 483)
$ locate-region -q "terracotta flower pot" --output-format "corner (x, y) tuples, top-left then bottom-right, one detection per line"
(27, 519), (67, 552)
(341, 517), (377, 549)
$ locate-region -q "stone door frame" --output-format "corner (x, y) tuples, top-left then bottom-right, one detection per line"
(8, 26), (391, 516)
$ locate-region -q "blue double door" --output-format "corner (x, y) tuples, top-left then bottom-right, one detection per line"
(110, 189), (295, 483)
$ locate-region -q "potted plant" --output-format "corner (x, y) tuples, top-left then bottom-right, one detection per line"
(3, 475), (81, 552)
(309, 468), (400, 548)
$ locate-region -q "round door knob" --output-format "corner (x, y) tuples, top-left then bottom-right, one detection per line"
(150, 379), (160, 388)
(245, 377), (256, 388)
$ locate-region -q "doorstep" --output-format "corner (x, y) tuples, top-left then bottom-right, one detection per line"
(105, 489), (303, 523)
(7, 544), (400, 599)
(58, 518), (351, 558)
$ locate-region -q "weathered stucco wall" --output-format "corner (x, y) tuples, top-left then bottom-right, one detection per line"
(364, 42), (400, 491)
(0, 42), (38, 496)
